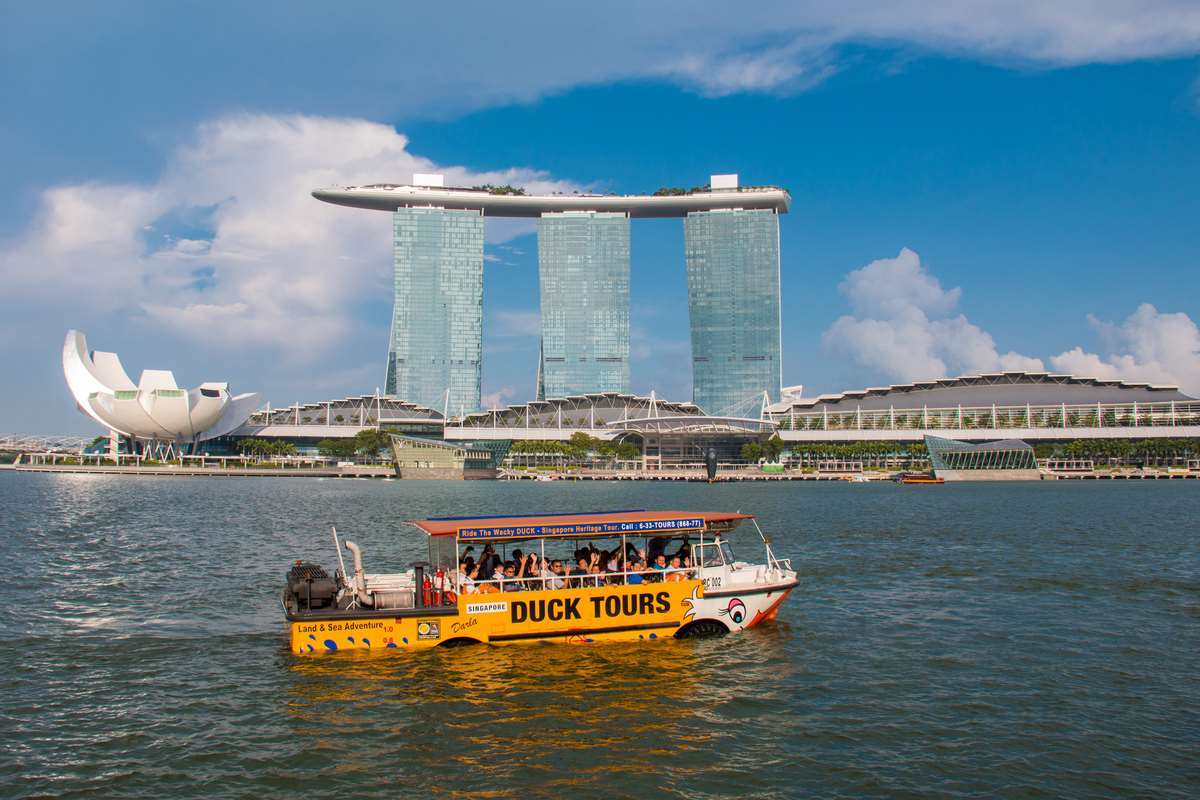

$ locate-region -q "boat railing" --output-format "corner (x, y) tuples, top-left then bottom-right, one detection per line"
(464, 566), (696, 594)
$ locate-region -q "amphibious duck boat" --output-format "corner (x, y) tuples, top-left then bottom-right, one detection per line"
(283, 510), (798, 654)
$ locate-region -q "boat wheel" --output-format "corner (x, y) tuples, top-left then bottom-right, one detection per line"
(674, 619), (729, 638)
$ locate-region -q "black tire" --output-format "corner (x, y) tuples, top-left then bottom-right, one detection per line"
(674, 619), (730, 638)
(438, 637), (482, 648)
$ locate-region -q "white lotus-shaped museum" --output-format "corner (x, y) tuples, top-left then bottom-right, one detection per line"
(63, 330), (261, 442)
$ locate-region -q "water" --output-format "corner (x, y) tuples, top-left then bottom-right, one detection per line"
(1, 473), (1197, 798)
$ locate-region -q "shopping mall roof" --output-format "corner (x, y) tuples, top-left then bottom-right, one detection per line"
(768, 372), (1195, 413)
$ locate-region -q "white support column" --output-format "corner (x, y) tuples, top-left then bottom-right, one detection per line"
(923, 405), (928, 429)
(1097, 402), (1102, 428)
(1133, 401), (1138, 427)
(1171, 400), (1176, 426)
(1061, 402), (1067, 428)
(957, 405), (962, 428)
(890, 406), (895, 429)
(823, 407), (828, 430)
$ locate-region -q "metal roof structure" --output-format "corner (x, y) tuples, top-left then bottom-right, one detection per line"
(769, 372), (1194, 413)
(607, 415), (776, 436)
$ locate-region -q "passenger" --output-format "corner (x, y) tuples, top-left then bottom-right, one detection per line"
(587, 564), (604, 588)
(501, 561), (523, 592)
(671, 537), (691, 561)
(626, 559), (645, 584)
(542, 559), (566, 590)
(478, 544), (502, 578)
(569, 556), (591, 588)
(516, 552), (536, 587)
(606, 553), (625, 585)
(665, 555), (687, 582)
(457, 560), (480, 594)
(652, 553), (669, 573)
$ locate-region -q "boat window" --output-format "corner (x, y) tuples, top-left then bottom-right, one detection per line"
(427, 535), (457, 573)
(694, 542), (725, 567)
(718, 538), (737, 565)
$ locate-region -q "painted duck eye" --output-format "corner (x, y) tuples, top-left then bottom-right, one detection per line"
(727, 599), (746, 624)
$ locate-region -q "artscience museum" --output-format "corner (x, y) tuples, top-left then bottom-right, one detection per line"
(62, 330), (261, 456)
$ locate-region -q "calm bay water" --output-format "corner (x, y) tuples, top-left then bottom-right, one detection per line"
(1, 473), (1197, 798)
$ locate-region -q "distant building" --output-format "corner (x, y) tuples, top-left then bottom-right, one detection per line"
(770, 372), (1200, 442)
(538, 211), (630, 396)
(385, 207), (484, 414)
(685, 208), (782, 415)
(390, 434), (498, 479)
(62, 330), (260, 457)
(925, 435), (1040, 481)
(314, 174), (790, 412)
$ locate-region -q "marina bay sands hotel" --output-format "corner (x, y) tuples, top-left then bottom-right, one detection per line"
(312, 174), (789, 416)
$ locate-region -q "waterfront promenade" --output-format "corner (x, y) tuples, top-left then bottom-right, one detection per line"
(4, 462), (395, 479)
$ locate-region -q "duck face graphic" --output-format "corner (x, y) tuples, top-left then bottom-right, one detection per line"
(718, 598), (747, 626)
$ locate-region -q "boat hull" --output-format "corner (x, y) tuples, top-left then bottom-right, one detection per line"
(289, 578), (796, 654)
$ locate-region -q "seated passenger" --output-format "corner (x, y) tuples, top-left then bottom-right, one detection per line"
(665, 555), (687, 582)
(542, 559), (566, 590)
(501, 561), (523, 592)
(626, 559), (645, 584)
(457, 560), (479, 594)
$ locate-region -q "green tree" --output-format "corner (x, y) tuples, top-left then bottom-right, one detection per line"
(317, 438), (359, 460)
(763, 434), (785, 462)
(353, 429), (393, 461)
(740, 442), (763, 462)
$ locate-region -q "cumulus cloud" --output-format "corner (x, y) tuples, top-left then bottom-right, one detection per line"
(822, 248), (1045, 380)
(0, 113), (580, 354)
(823, 248), (1200, 394)
(491, 310), (542, 338)
(1050, 304), (1200, 392)
(480, 387), (518, 410)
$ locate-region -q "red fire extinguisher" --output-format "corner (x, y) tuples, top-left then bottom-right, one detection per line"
(422, 573), (433, 607)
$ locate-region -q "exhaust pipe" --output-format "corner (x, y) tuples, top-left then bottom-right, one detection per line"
(344, 540), (373, 607)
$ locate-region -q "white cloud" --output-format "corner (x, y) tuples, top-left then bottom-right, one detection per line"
(822, 249), (1200, 394)
(480, 387), (518, 410)
(660, 38), (838, 96)
(491, 310), (541, 338)
(0, 114), (581, 355)
(1050, 304), (1200, 392)
(821, 248), (1044, 380)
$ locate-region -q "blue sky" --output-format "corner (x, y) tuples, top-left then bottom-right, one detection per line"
(3, 2), (1200, 432)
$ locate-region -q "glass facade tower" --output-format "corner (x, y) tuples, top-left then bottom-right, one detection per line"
(684, 208), (782, 415)
(385, 207), (484, 414)
(537, 211), (630, 397)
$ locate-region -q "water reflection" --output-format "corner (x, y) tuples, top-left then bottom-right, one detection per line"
(280, 626), (801, 795)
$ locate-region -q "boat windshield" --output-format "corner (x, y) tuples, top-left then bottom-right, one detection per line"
(694, 537), (737, 567)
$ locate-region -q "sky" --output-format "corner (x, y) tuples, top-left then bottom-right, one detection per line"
(3, 1), (1200, 432)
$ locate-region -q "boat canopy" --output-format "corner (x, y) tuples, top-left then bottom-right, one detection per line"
(409, 510), (753, 543)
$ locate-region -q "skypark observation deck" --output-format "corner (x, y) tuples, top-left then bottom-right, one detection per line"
(310, 184), (791, 217)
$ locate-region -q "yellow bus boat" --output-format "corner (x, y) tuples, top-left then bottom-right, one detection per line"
(283, 509), (798, 654)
